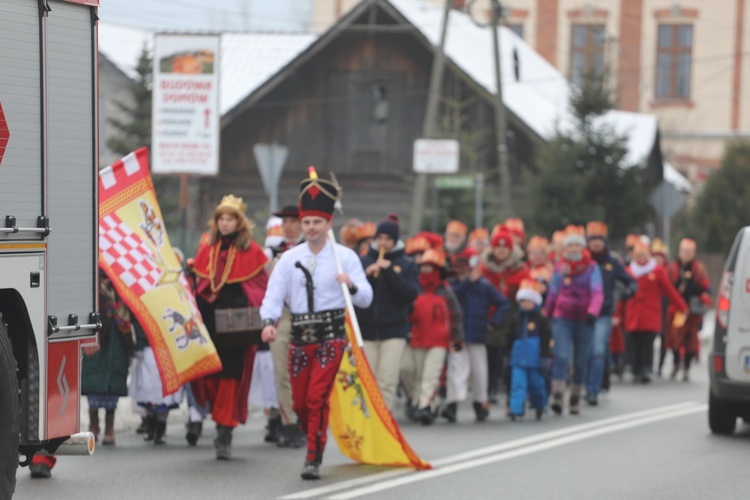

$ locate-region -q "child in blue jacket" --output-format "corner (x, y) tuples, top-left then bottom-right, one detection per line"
(506, 279), (552, 420)
(442, 262), (510, 423)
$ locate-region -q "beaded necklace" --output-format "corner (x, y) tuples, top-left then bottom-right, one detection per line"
(207, 240), (238, 293)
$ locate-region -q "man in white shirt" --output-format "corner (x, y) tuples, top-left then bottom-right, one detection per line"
(260, 173), (372, 480)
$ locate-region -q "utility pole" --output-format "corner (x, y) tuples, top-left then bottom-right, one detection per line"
(408, 0), (452, 237)
(490, 0), (514, 218)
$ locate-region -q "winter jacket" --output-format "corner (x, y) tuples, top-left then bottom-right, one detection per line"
(624, 261), (687, 333)
(506, 308), (552, 369)
(591, 249), (637, 316)
(357, 241), (420, 341)
(81, 281), (134, 397)
(409, 283), (464, 349)
(480, 246), (530, 347)
(545, 261), (604, 322)
(451, 276), (510, 344)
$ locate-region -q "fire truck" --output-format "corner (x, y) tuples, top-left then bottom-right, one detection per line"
(0, 0), (100, 495)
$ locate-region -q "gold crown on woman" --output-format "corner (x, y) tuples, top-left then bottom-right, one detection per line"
(218, 194), (247, 213)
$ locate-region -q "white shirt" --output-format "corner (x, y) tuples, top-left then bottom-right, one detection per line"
(260, 240), (373, 320)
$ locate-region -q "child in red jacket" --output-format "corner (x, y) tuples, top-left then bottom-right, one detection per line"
(407, 249), (464, 425)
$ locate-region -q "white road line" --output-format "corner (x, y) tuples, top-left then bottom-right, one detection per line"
(280, 401), (700, 499)
(329, 404), (707, 499)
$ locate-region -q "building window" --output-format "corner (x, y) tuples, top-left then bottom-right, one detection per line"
(507, 23), (524, 39)
(569, 23), (606, 88)
(655, 24), (692, 100)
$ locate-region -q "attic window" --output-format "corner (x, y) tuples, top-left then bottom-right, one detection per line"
(373, 83), (389, 123)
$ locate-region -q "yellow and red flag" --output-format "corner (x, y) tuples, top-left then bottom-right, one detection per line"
(329, 314), (431, 470)
(98, 148), (221, 395)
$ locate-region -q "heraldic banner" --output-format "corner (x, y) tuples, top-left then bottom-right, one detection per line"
(329, 314), (431, 470)
(99, 148), (222, 395)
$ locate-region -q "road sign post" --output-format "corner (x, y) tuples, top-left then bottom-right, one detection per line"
(254, 143), (289, 213)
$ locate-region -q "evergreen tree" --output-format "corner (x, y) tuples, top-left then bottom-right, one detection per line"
(106, 45), (180, 230)
(524, 78), (650, 241)
(686, 141), (750, 252)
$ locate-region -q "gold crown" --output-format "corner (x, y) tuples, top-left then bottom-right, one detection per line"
(218, 194), (247, 214)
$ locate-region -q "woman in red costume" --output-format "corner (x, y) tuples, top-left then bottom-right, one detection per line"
(192, 195), (269, 460)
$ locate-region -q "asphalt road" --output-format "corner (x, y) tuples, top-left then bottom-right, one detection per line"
(14, 346), (749, 499)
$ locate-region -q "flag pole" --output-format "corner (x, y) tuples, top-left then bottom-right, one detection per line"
(328, 229), (365, 348)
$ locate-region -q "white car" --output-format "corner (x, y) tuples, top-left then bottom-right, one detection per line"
(709, 227), (750, 434)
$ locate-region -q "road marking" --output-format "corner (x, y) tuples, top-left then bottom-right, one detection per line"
(280, 401), (701, 499)
(328, 404), (707, 499)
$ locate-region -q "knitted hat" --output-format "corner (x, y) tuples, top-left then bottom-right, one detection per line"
(504, 218), (526, 243)
(516, 279), (543, 306)
(563, 225), (586, 247)
(446, 220), (468, 236)
(491, 230), (513, 249)
(586, 221), (608, 240)
(376, 213), (400, 242)
(298, 167), (339, 221)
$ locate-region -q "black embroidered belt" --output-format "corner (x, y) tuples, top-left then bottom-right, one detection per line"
(291, 309), (346, 344)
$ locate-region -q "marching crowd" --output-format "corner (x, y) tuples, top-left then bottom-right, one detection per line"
(28, 171), (713, 481)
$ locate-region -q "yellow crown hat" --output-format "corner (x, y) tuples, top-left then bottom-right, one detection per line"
(217, 194), (247, 214)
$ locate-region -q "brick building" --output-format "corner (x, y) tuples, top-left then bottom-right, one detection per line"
(314, 0), (750, 188)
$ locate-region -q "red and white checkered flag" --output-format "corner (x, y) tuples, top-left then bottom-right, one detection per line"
(99, 213), (163, 296)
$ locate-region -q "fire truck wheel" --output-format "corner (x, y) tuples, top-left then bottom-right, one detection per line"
(0, 315), (19, 498)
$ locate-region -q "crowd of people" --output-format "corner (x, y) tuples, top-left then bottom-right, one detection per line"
(27, 171), (714, 481)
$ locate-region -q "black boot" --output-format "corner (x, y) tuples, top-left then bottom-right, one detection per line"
(441, 403), (457, 423)
(154, 420), (167, 445)
(186, 421), (202, 446)
(417, 407), (434, 426)
(214, 425), (233, 460)
(265, 415), (282, 443)
(473, 401), (489, 422)
(136, 415), (148, 434)
(143, 414), (156, 442)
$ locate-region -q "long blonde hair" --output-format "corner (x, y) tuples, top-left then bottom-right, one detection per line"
(208, 205), (255, 250)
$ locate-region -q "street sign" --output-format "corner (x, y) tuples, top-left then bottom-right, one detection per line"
(435, 174), (474, 189)
(413, 138), (460, 174)
(649, 181), (686, 218)
(0, 102), (9, 167)
(253, 143), (289, 212)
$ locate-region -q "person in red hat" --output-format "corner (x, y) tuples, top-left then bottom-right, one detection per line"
(260, 171), (373, 480)
(407, 249), (464, 425)
(356, 213), (419, 410)
(624, 242), (688, 384)
(666, 238), (711, 381)
(192, 195), (270, 459)
(584, 221), (636, 405)
(480, 228), (530, 405)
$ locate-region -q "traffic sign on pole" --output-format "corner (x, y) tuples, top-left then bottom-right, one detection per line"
(435, 174), (474, 189)
(413, 139), (460, 174)
(253, 143), (288, 213)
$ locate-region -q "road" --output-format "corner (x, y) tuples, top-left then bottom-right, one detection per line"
(14, 346), (750, 499)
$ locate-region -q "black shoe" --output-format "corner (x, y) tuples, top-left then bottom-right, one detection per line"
(300, 461), (320, 480)
(30, 463), (52, 479)
(143, 414), (156, 442)
(586, 395), (598, 406)
(551, 395), (563, 415)
(535, 409), (543, 421)
(417, 407), (433, 426)
(136, 416), (148, 434)
(186, 421), (202, 446)
(473, 401), (489, 422)
(214, 425), (233, 460)
(278, 423), (306, 448)
(441, 403), (457, 423)
(640, 375), (651, 384)
(154, 421), (167, 445)
(265, 415), (282, 443)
